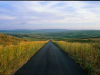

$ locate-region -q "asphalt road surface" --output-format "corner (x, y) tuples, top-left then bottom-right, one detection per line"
(14, 40), (87, 75)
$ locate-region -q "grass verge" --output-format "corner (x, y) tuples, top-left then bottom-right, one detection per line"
(0, 41), (48, 75)
(52, 40), (100, 75)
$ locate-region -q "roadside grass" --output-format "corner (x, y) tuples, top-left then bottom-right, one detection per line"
(0, 40), (48, 75)
(52, 40), (100, 75)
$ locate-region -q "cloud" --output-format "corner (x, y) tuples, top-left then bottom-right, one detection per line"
(0, 15), (16, 19)
(0, 1), (100, 29)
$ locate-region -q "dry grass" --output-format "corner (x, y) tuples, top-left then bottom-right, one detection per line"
(0, 41), (48, 75)
(0, 33), (27, 45)
(52, 40), (100, 75)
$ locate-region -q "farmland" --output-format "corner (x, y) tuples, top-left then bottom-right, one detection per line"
(1, 30), (100, 40)
(0, 29), (100, 75)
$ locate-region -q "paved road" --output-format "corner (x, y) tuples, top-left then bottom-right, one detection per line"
(14, 40), (87, 75)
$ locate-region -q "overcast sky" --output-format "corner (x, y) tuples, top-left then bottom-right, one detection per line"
(0, 1), (100, 30)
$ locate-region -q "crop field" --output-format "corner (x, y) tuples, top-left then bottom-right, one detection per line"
(52, 40), (100, 75)
(0, 34), (48, 75)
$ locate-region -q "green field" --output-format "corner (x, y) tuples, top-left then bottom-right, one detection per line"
(0, 29), (100, 75)
(1, 30), (100, 40)
(4, 33), (51, 41)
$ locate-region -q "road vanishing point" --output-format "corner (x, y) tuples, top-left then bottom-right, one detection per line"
(14, 40), (87, 75)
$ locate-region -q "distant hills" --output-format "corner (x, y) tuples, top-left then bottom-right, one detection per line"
(0, 29), (68, 33)
(1, 29), (100, 39)
(36, 29), (68, 32)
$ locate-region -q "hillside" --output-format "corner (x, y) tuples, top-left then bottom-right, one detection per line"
(5, 33), (51, 41)
(0, 33), (49, 75)
(0, 33), (27, 45)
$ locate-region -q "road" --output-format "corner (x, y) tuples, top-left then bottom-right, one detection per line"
(14, 40), (87, 75)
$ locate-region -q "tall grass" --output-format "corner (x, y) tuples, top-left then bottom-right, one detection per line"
(52, 40), (100, 75)
(0, 41), (48, 75)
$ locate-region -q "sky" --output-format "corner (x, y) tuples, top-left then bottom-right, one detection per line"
(0, 1), (100, 30)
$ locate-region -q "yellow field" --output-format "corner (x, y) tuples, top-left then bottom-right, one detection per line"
(52, 40), (100, 75)
(0, 41), (48, 75)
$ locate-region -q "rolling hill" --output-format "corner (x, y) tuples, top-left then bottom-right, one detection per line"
(0, 33), (27, 45)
